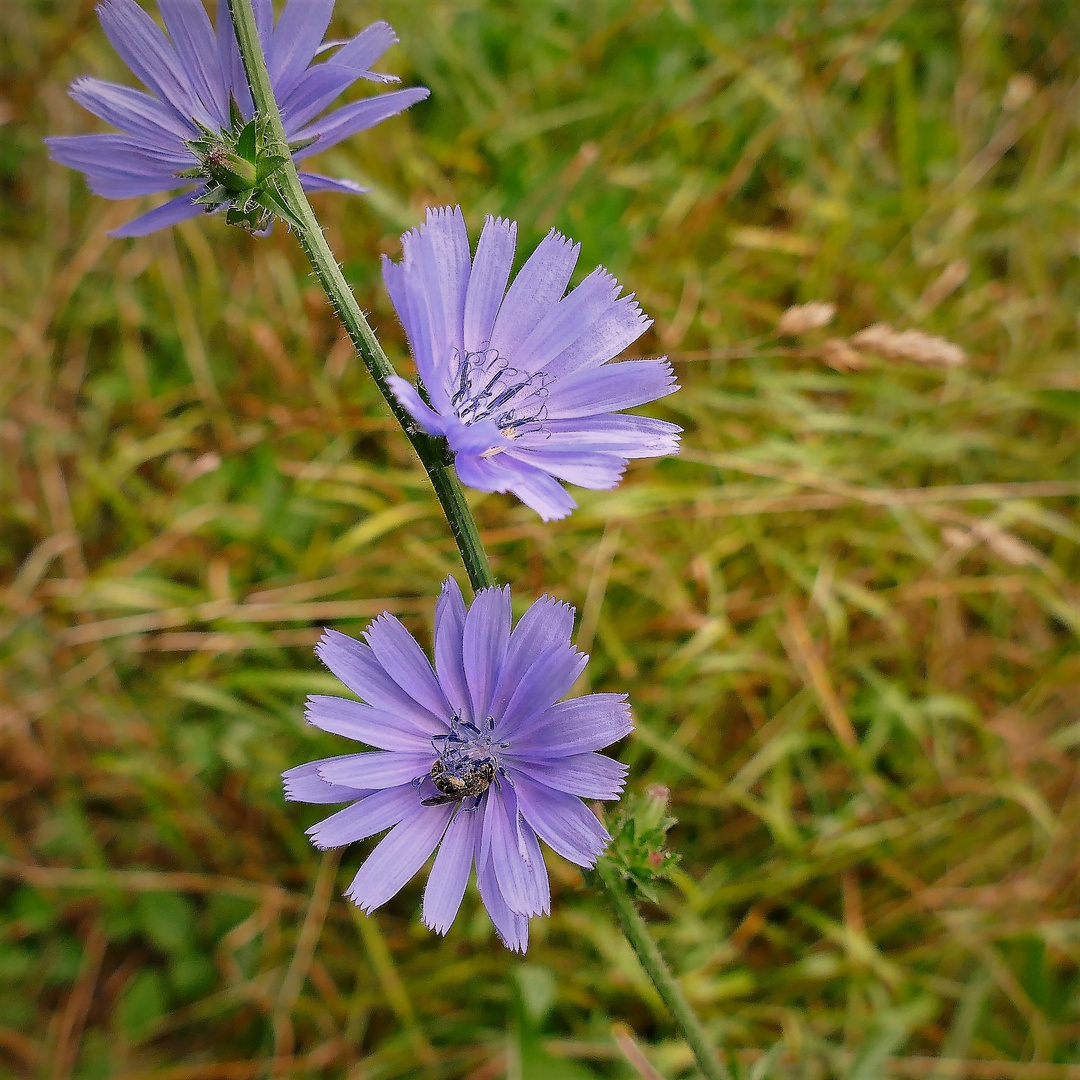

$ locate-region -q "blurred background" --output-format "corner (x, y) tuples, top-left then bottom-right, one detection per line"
(2, 0), (1080, 1076)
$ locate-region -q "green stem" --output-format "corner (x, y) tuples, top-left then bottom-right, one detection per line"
(226, 3), (722, 1073)
(596, 859), (731, 1080)
(226, 0), (494, 593)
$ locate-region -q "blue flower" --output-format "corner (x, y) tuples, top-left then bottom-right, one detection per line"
(46, 0), (429, 237)
(383, 207), (682, 521)
(285, 578), (632, 953)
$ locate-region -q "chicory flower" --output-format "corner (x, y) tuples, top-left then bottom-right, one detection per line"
(47, 0), (428, 236)
(383, 207), (682, 521)
(285, 577), (632, 952)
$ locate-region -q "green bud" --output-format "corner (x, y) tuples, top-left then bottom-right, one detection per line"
(184, 115), (292, 233)
(203, 144), (258, 192)
(597, 784), (680, 902)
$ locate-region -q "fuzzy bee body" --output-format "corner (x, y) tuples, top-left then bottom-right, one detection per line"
(421, 758), (496, 806)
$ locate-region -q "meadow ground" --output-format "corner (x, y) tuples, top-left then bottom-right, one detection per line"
(2, 0), (1080, 1077)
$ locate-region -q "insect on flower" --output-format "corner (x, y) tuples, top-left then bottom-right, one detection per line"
(46, 0), (429, 236)
(382, 207), (682, 521)
(284, 577), (633, 953)
(423, 741), (497, 805)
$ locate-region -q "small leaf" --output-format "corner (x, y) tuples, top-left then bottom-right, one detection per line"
(136, 892), (195, 956)
(597, 784), (680, 902)
(169, 952), (217, 1000)
(194, 183), (227, 207)
(118, 969), (168, 1040)
(256, 155), (287, 182)
(258, 187), (305, 232)
(515, 966), (557, 1025)
(236, 120), (257, 162)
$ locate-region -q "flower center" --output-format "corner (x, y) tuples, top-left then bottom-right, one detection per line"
(420, 715), (507, 806)
(449, 348), (550, 451)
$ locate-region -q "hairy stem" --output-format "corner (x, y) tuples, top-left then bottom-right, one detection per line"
(596, 859), (731, 1080)
(226, 0), (494, 592)
(227, 2), (722, 1072)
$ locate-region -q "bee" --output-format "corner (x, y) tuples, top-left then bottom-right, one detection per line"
(421, 758), (496, 806)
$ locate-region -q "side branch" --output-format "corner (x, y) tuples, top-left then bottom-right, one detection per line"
(596, 859), (731, 1080)
(225, 7), (723, 1076)
(225, 0), (494, 592)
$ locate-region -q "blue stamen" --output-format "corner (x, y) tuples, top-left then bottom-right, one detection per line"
(448, 349), (551, 445)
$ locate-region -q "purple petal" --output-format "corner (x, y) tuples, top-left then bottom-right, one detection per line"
(389, 211), (471, 411)
(82, 174), (183, 200)
(97, 0), (213, 127)
(479, 785), (549, 917)
(280, 21), (401, 127)
(279, 62), (360, 131)
(282, 758), (371, 804)
(434, 577), (471, 720)
(110, 188), (205, 237)
(488, 229), (579, 359)
(281, 23), (403, 132)
(413, 206), (471, 373)
(315, 629), (448, 736)
(291, 87), (430, 157)
(269, 0), (335, 99)
(506, 448), (625, 490)
(487, 595), (575, 724)
(384, 256), (440, 400)
(518, 821), (551, 916)
(331, 20), (399, 73)
(387, 375), (448, 437)
(514, 268), (650, 379)
(509, 693), (633, 756)
(252, 0), (273, 45)
(317, 750), (432, 789)
(423, 804), (481, 933)
(299, 171), (369, 195)
(363, 613), (453, 721)
(215, 0), (252, 118)
(544, 360), (679, 419)
(507, 752), (628, 801)
(512, 772), (611, 868)
(496, 643), (587, 738)
(454, 453), (578, 522)
(517, 414), (681, 458)
(345, 802), (453, 912)
(305, 695), (431, 752)
(463, 216), (517, 354)
(476, 850), (529, 952)
(544, 290), (653, 380)
(68, 77), (193, 143)
(501, 463), (579, 521)
(461, 585), (512, 724)
(443, 414), (506, 458)
(306, 783), (418, 849)
(47, 133), (191, 178)
(159, 0), (229, 126)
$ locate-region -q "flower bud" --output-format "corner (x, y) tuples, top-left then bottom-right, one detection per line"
(202, 144), (258, 193)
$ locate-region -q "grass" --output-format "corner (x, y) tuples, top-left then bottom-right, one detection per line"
(2, 0), (1080, 1076)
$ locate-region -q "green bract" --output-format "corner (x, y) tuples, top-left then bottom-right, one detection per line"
(181, 109), (308, 233)
(601, 784), (680, 903)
